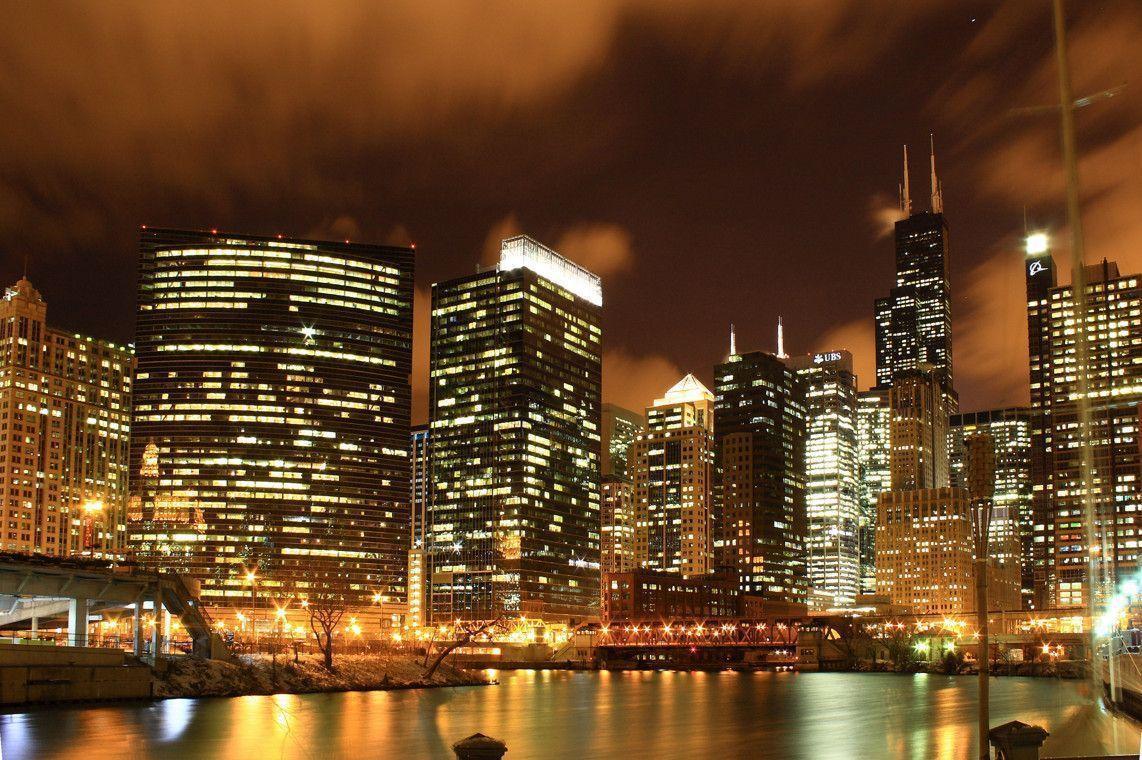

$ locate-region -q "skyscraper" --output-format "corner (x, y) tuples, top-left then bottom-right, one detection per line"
(875, 142), (954, 388)
(0, 278), (133, 559)
(1026, 246), (1142, 609)
(714, 348), (808, 603)
(950, 408), (1031, 609)
(630, 375), (715, 577)
(427, 235), (602, 623)
(888, 366), (952, 491)
(1024, 232), (1057, 609)
(601, 404), (644, 479)
(408, 424), (430, 628)
(129, 228), (414, 612)
(600, 476), (635, 575)
(856, 388), (891, 594)
(787, 351), (860, 607)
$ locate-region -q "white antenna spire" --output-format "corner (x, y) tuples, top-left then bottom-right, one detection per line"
(929, 133), (943, 214)
(729, 323), (737, 356)
(902, 145), (912, 216)
(776, 316), (788, 359)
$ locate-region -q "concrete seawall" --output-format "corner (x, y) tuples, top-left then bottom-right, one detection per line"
(0, 642), (153, 705)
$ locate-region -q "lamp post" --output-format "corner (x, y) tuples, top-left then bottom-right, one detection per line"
(244, 570), (259, 643)
(82, 499), (105, 558)
(966, 433), (997, 760)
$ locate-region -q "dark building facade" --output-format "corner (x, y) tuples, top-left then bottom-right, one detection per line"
(427, 235), (602, 623)
(714, 349), (808, 604)
(1024, 234), (1057, 609)
(129, 228), (414, 611)
(875, 146), (953, 388)
(600, 403), (644, 479)
(602, 568), (740, 622)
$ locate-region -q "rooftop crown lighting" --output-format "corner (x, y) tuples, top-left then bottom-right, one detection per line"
(1026, 232), (1049, 256)
(499, 235), (602, 306)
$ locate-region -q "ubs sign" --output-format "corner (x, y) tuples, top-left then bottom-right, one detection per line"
(813, 352), (843, 364)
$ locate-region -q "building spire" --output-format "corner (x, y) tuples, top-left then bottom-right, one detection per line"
(776, 316), (788, 359)
(929, 133), (943, 214)
(901, 145), (912, 216)
(729, 323), (737, 356)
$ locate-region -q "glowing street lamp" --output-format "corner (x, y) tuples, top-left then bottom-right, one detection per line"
(82, 499), (105, 557)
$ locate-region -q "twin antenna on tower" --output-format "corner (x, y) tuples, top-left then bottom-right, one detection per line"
(727, 317), (788, 359)
(899, 135), (943, 216)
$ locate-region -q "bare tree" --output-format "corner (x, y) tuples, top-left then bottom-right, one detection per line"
(424, 617), (506, 680)
(306, 577), (352, 670)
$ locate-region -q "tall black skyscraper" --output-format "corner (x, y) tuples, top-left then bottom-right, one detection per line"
(875, 142), (953, 388)
(130, 228), (414, 612)
(427, 235), (602, 623)
(714, 347), (807, 604)
(1024, 232), (1057, 609)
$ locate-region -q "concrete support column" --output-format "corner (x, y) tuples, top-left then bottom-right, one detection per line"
(162, 608), (172, 655)
(68, 598), (89, 647)
(152, 586), (165, 658)
(132, 596), (144, 657)
(30, 614), (38, 636)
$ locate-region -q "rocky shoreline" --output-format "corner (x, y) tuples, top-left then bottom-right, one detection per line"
(153, 653), (490, 699)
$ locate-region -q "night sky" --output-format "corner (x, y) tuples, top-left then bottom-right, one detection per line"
(1, 2), (1140, 423)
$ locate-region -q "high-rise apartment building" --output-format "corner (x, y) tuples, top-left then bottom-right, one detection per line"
(876, 361), (975, 615)
(1026, 248), (1142, 609)
(888, 366), (952, 491)
(856, 388), (891, 594)
(714, 349), (808, 603)
(875, 487), (974, 615)
(875, 144), (953, 387)
(600, 475), (635, 575)
(408, 424), (430, 627)
(787, 351), (860, 607)
(630, 375), (714, 577)
(601, 404), (644, 479)
(0, 278), (133, 559)
(129, 228), (414, 611)
(950, 409), (1031, 609)
(427, 235), (602, 623)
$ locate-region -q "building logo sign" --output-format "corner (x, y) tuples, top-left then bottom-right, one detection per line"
(1029, 261), (1045, 277)
(813, 352), (843, 364)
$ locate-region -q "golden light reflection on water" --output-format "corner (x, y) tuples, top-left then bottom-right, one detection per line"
(1, 673), (1139, 759)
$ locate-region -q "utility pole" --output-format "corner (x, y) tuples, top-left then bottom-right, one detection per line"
(1051, 0), (1107, 700)
(967, 434), (996, 760)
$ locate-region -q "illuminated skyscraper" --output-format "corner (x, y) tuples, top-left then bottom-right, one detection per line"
(601, 404), (644, 479)
(714, 349), (808, 603)
(427, 235), (602, 623)
(129, 228), (414, 612)
(787, 351), (860, 607)
(408, 424), (430, 627)
(631, 375), (715, 577)
(856, 388), (891, 594)
(1026, 246), (1142, 609)
(0, 278), (133, 559)
(875, 143), (953, 387)
(950, 408), (1031, 609)
(1024, 232), (1057, 609)
(600, 475), (635, 575)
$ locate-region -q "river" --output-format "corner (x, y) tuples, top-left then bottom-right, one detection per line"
(1, 670), (1139, 759)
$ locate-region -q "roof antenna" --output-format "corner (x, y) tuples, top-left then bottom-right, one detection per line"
(22, 254), (28, 279)
(776, 316), (788, 359)
(902, 145), (912, 216)
(729, 323), (737, 356)
(929, 134), (943, 214)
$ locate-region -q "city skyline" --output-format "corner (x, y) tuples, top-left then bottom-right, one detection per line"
(1, 3), (1140, 427)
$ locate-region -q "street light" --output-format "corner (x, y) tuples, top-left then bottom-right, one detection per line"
(82, 499), (104, 558)
(243, 569), (259, 642)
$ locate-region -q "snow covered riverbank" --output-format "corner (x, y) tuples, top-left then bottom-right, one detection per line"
(153, 653), (489, 698)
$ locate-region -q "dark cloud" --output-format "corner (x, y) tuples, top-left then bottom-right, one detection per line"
(0, 1), (1138, 416)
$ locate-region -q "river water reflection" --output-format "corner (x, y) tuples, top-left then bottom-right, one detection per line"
(2, 670), (1139, 759)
